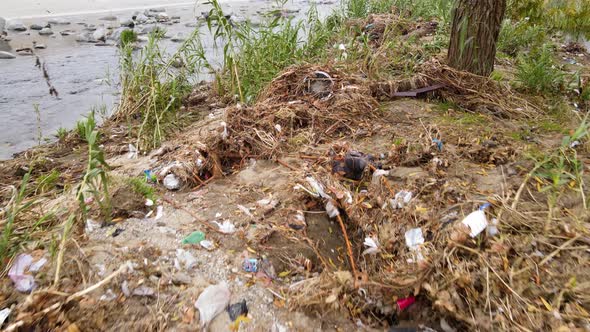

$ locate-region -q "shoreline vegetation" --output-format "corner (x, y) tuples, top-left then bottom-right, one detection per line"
(1, 0), (590, 330)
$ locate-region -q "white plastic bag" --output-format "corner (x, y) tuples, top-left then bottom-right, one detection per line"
(195, 282), (231, 328)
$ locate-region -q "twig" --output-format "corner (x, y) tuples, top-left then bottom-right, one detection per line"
(67, 262), (129, 301)
(276, 159), (298, 171)
(335, 214), (359, 289)
(538, 235), (580, 267)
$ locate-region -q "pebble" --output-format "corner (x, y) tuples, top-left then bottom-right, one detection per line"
(172, 272), (192, 285)
(29, 24), (44, 30)
(75, 32), (97, 43)
(48, 18), (70, 25)
(120, 19), (134, 27)
(136, 14), (149, 23)
(7, 21), (27, 31)
(33, 43), (46, 49)
(38, 28), (54, 36)
(149, 8), (166, 13)
(60, 30), (75, 36)
(84, 24), (97, 31)
(0, 51), (16, 59)
(156, 12), (169, 21)
(99, 15), (118, 21)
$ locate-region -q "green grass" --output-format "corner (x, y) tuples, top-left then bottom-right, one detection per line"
(120, 29), (137, 47)
(516, 45), (565, 94)
(128, 177), (157, 201)
(117, 29), (200, 150)
(76, 111), (97, 139)
(35, 170), (60, 194)
(200, 0), (338, 103)
(498, 20), (546, 57)
(55, 127), (67, 141)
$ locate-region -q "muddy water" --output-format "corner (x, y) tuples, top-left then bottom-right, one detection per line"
(0, 1), (337, 160)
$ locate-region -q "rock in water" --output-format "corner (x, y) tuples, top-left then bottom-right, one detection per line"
(0, 51), (16, 59)
(38, 28), (54, 36)
(7, 21), (27, 31)
(92, 28), (107, 41)
(120, 19), (134, 27)
(48, 18), (70, 25)
(29, 24), (44, 30)
(136, 14), (149, 23)
(99, 15), (117, 21)
(76, 32), (97, 43)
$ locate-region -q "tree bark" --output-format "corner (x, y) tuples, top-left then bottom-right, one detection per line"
(447, 0), (506, 77)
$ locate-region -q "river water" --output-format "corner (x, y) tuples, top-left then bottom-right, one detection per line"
(0, 0), (336, 160)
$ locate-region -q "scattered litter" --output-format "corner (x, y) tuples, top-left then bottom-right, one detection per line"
(325, 200), (340, 218)
(128, 144), (138, 159)
(227, 300), (249, 321)
(371, 169), (389, 185)
(154, 205), (164, 220)
(305, 176), (329, 198)
(182, 231), (206, 245)
(405, 228), (424, 250)
(220, 121), (229, 140)
(194, 282), (231, 329)
(256, 197), (280, 214)
(274, 124), (282, 132)
(121, 280), (131, 297)
(397, 296), (415, 311)
(215, 212), (222, 218)
(214, 220), (236, 234)
(8, 254), (37, 293)
(163, 173), (181, 190)
(362, 237), (380, 255)
(144, 169), (156, 182)
(288, 210), (306, 230)
(110, 228), (124, 237)
(390, 190), (413, 209)
(303, 70), (334, 99)
(99, 289), (117, 301)
(145, 199), (154, 207)
(29, 257), (47, 272)
(237, 204), (254, 218)
(132, 285), (155, 297)
(333, 151), (372, 180)
(461, 209), (488, 238)
(487, 218), (499, 237)
(176, 249), (197, 269)
(85, 218), (100, 233)
(570, 140), (581, 148)
(243, 258), (258, 272)
(0, 308), (10, 327)
(432, 138), (443, 152)
(200, 240), (214, 250)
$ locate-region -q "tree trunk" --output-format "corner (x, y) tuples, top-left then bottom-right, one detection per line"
(447, 0), (506, 77)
